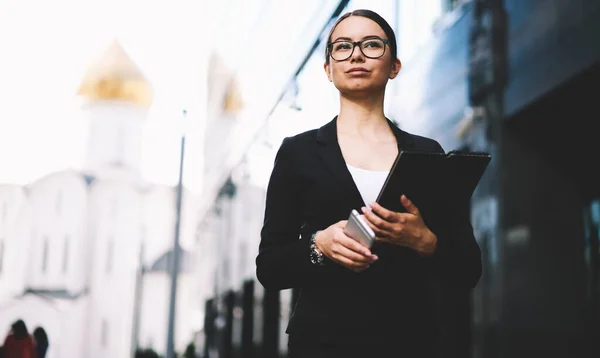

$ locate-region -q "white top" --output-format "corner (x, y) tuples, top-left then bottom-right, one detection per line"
(346, 164), (389, 207)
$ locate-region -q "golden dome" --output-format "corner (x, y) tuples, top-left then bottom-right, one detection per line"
(77, 40), (153, 106)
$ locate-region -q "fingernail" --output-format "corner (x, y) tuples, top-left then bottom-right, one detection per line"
(361, 207), (367, 212)
(372, 255), (378, 260)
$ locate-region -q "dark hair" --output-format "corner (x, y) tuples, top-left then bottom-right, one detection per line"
(325, 9), (398, 64)
(11, 320), (28, 340)
(33, 327), (48, 344)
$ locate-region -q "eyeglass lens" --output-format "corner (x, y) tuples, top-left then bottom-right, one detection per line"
(330, 38), (386, 61)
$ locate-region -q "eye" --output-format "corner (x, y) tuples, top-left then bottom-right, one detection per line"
(334, 42), (352, 51)
(363, 40), (383, 48)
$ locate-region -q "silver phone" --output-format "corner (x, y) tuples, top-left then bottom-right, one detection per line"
(344, 209), (376, 248)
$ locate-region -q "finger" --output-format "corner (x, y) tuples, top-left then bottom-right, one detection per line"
(332, 244), (377, 264)
(361, 206), (394, 232)
(334, 255), (370, 271)
(360, 215), (390, 238)
(336, 220), (348, 227)
(335, 231), (375, 256)
(375, 236), (392, 244)
(370, 225), (392, 240)
(401, 195), (420, 216)
(368, 202), (397, 222)
(375, 235), (410, 249)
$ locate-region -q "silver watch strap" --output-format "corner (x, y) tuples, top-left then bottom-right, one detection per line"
(310, 230), (324, 265)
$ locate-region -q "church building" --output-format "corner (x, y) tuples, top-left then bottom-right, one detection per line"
(0, 40), (200, 358)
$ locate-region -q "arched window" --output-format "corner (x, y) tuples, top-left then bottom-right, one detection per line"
(62, 235), (70, 273)
(101, 319), (109, 347)
(42, 236), (49, 273)
(0, 240), (5, 274)
(106, 238), (114, 274)
(1, 201), (7, 223)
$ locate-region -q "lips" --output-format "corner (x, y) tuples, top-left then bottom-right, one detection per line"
(346, 67), (370, 73)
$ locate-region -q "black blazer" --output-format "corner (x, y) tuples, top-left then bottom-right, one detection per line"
(256, 117), (482, 351)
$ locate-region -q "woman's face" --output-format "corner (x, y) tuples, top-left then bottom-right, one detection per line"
(324, 16), (401, 96)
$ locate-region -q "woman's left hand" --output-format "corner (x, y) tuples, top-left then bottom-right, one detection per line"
(361, 195), (438, 256)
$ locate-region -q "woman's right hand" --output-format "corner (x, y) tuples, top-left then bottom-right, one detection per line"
(315, 220), (378, 272)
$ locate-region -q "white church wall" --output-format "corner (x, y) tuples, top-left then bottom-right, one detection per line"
(229, 193), (242, 291)
(142, 185), (177, 265)
(173, 274), (197, 354)
(138, 273), (168, 351)
(0, 185), (31, 301)
(138, 273), (197, 356)
(179, 189), (201, 252)
(59, 297), (88, 358)
(192, 211), (220, 318)
(217, 197), (234, 294)
(84, 101), (147, 181)
(188, 179), (268, 339)
(26, 170), (88, 291)
(236, 182), (266, 283)
(141, 185), (200, 263)
(87, 180), (143, 358)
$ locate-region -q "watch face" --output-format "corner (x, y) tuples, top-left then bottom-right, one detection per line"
(310, 249), (318, 262)
(310, 232), (324, 265)
(310, 246), (323, 264)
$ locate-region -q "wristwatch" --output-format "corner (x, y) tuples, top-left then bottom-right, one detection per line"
(309, 231), (325, 266)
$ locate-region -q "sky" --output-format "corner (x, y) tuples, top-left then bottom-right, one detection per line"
(0, 0), (444, 192)
(0, 0), (208, 191)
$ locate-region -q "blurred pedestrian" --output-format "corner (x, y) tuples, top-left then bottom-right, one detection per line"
(32, 327), (49, 358)
(2, 320), (36, 358)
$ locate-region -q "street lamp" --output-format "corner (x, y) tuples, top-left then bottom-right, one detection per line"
(166, 108), (187, 358)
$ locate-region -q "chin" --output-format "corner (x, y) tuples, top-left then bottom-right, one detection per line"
(338, 83), (383, 96)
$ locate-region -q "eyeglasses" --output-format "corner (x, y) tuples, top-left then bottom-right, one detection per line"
(327, 37), (389, 61)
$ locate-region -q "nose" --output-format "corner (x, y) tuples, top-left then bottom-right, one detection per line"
(350, 43), (365, 63)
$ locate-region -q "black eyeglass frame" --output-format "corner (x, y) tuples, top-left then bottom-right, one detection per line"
(326, 37), (389, 61)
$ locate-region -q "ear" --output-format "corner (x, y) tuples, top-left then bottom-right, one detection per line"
(324, 62), (333, 82)
(389, 58), (402, 79)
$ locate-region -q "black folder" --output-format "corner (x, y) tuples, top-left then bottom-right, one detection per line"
(375, 150), (491, 216)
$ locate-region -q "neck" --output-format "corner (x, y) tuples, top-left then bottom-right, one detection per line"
(337, 91), (389, 137)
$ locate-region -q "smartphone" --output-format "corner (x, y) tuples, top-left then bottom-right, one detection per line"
(343, 209), (376, 248)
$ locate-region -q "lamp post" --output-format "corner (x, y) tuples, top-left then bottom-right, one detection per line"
(166, 109), (187, 358)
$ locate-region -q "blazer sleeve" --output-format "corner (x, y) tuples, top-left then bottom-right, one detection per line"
(255, 137), (327, 290)
(427, 141), (483, 289)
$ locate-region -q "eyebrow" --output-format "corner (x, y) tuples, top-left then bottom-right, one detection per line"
(331, 35), (384, 42)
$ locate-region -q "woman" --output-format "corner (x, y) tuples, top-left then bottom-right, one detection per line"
(256, 9), (482, 358)
(2, 320), (36, 358)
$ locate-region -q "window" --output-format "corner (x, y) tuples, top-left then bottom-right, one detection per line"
(106, 238), (114, 274)
(101, 319), (108, 347)
(443, 0), (466, 12)
(62, 236), (69, 273)
(0, 240), (4, 273)
(42, 237), (49, 273)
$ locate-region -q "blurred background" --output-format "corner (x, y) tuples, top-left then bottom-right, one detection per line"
(0, 0), (598, 357)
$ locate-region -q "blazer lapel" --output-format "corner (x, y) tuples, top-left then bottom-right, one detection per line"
(315, 117), (417, 207)
(316, 117), (364, 207)
(386, 118), (416, 152)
